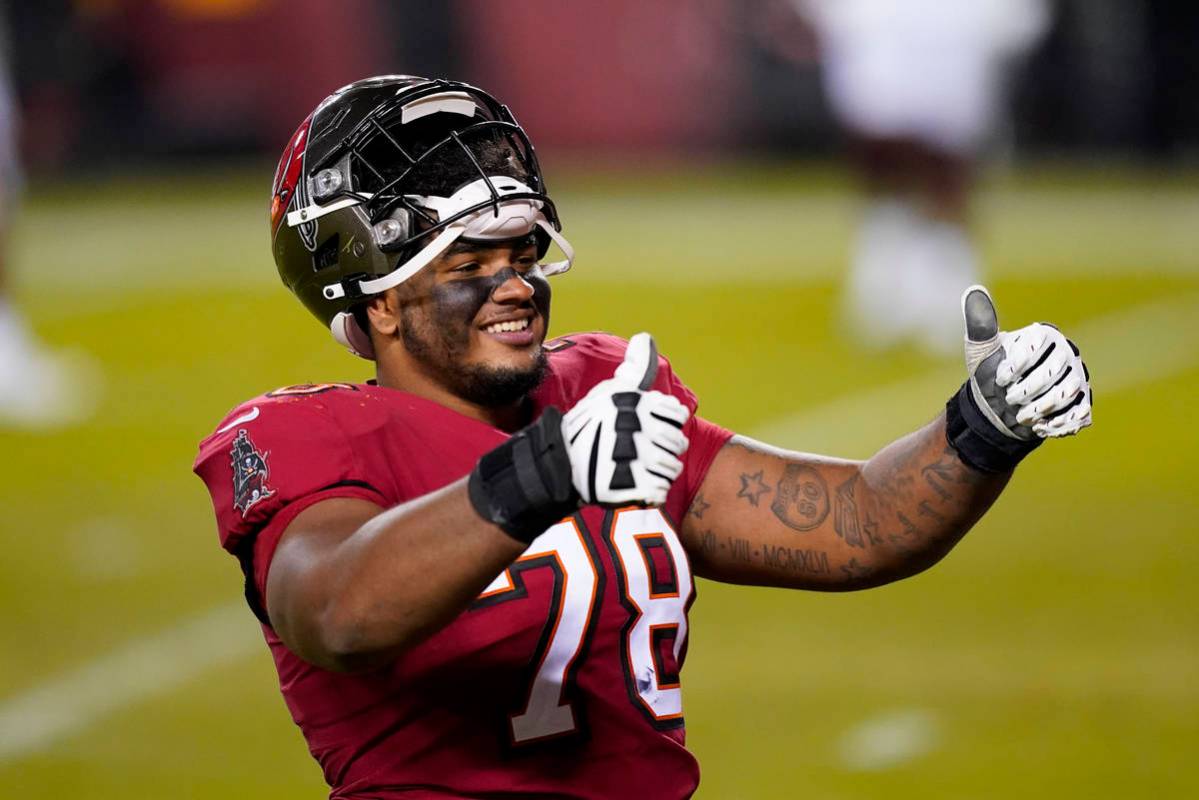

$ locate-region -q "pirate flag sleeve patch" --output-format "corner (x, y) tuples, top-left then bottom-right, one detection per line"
(229, 428), (276, 516)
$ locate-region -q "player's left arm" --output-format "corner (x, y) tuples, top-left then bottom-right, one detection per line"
(680, 419), (1005, 589)
(679, 286), (1092, 589)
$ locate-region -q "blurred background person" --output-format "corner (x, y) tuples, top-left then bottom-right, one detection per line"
(0, 7), (96, 427)
(795, 0), (1050, 355)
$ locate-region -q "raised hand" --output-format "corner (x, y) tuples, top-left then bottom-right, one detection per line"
(562, 333), (691, 506)
(961, 285), (1092, 440)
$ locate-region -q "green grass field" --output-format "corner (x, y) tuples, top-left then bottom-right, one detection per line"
(1, 162), (1196, 798)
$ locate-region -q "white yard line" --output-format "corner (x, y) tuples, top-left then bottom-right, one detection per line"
(0, 602), (258, 763)
(1, 292), (1197, 764)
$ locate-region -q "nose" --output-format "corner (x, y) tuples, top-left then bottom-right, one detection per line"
(490, 267), (535, 304)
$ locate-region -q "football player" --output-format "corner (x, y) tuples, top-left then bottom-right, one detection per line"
(194, 76), (1092, 799)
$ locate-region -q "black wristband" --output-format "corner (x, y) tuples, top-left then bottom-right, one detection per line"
(467, 405), (580, 544)
(945, 380), (1042, 474)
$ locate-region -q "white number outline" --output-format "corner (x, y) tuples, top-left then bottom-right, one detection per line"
(475, 518), (601, 745)
(473, 509), (694, 743)
(604, 508), (694, 729)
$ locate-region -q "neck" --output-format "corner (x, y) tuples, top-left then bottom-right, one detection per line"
(374, 358), (530, 433)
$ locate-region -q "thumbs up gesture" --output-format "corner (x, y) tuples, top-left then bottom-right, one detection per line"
(961, 286), (1092, 440)
(562, 333), (691, 506)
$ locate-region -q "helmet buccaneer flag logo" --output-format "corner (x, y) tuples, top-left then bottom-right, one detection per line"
(230, 429), (275, 516)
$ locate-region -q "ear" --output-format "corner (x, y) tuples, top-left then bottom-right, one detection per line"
(365, 291), (401, 338)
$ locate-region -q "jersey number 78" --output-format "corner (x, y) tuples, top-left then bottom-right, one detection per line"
(476, 507), (693, 745)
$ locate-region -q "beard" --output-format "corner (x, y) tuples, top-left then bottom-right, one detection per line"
(452, 355), (549, 407)
(399, 306), (549, 408)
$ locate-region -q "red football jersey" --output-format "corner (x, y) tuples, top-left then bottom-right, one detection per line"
(193, 333), (732, 799)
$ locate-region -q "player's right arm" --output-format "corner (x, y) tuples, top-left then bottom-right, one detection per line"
(265, 484), (525, 673)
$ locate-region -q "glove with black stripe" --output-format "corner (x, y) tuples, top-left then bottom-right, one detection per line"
(562, 333), (691, 506)
(947, 285), (1093, 473)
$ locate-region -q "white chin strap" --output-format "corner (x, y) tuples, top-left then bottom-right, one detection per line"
(330, 309), (376, 360)
(325, 176), (575, 360)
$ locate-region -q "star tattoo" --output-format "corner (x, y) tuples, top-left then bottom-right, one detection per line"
(737, 470), (771, 507)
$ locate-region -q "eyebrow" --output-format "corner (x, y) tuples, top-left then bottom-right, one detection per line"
(443, 241), (484, 258)
(441, 234), (538, 259)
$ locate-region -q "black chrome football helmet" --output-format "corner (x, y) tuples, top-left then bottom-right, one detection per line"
(269, 75), (573, 358)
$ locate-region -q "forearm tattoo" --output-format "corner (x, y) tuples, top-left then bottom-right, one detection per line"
(763, 545), (831, 575)
(770, 464), (830, 531)
(736, 470), (771, 507)
(696, 529), (754, 566)
(702, 427), (1005, 587)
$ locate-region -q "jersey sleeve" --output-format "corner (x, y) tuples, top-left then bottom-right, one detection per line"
(651, 351), (733, 511)
(678, 415), (732, 510)
(193, 396), (386, 622)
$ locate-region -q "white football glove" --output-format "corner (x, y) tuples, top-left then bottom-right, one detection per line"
(562, 333), (691, 506)
(962, 285), (1093, 439)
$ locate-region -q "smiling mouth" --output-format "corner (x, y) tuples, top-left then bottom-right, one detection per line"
(483, 317), (532, 334)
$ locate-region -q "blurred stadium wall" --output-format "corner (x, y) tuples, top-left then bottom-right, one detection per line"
(5, 0), (1197, 171)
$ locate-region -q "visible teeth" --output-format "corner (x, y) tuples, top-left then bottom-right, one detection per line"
(485, 318), (530, 334)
